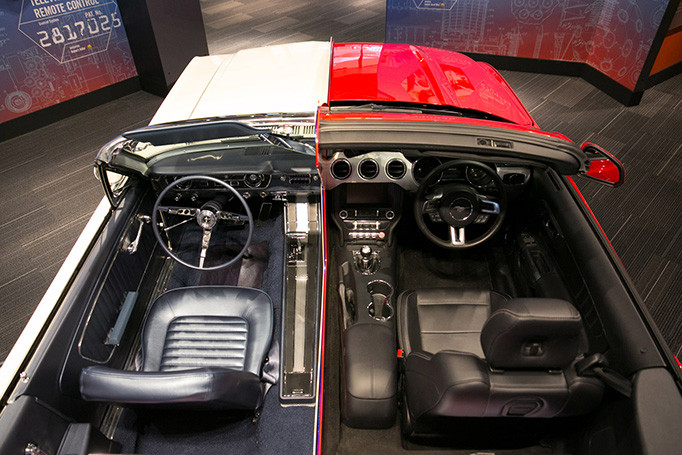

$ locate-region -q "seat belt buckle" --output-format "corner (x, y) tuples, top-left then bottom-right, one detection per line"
(576, 353), (608, 376)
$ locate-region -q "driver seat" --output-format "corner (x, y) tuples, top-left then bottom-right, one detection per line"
(80, 286), (273, 409)
(398, 288), (604, 431)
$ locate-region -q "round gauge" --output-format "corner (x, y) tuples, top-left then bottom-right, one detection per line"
(412, 157), (442, 183)
(465, 165), (494, 188)
(244, 173), (264, 188)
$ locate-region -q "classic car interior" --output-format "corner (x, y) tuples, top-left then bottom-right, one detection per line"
(1, 118), (681, 455)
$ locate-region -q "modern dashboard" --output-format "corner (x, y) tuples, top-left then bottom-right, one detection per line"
(318, 150), (531, 191)
(319, 150), (533, 245)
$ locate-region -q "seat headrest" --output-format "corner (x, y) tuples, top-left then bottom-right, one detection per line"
(481, 298), (583, 370)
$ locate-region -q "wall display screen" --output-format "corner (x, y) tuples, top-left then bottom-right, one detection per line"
(0, 0), (137, 123)
(386, 0), (669, 90)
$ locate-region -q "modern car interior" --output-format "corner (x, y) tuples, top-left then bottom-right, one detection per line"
(316, 130), (682, 453)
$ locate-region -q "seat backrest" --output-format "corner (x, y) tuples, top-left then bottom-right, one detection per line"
(142, 286), (273, 375)
(481, 298), (583, 370)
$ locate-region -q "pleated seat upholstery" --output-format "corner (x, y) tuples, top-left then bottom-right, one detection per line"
(80, 286), (273, 409)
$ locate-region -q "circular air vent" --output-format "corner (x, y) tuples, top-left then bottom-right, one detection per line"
(330, 159), (351, 180)
(358, 159), (379, 179)
(386, 159), (406, 179)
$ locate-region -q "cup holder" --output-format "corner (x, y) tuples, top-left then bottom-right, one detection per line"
(367, 280), (394, 321)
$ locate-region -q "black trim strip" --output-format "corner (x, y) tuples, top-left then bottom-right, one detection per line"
(643, 60), (682, 90)
(635, 0), (682, 91)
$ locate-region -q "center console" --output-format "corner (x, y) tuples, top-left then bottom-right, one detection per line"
(331, 183), (402, 428)
(332, 183), (401, 245)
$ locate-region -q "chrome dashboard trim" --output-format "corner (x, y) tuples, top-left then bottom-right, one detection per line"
(319, 151), (419, 191)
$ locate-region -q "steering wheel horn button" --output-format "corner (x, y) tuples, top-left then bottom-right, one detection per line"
(197, 209), (218, 229)
(449, 197), (474, 221)
(438, 187), (479, 227)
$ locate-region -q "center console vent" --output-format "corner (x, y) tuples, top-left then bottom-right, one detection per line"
(359, 159), (379, 179)
(331, 159), (351, 180)
(386, 159), (406, 179)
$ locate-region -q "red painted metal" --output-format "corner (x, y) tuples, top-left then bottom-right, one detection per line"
(330, 43), (538, 128)
(315, 107), (328, 454)
(585, 159), (622, 185)
(581, 142), (624, 187)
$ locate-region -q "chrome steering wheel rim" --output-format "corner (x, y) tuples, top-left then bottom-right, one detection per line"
(152, 175), (254, 270)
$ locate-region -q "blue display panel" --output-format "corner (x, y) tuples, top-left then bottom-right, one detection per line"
(0, 0), (137, 123)
(386, 0), (670, 90)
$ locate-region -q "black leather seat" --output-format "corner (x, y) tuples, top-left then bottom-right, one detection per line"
(80, 286), (273, 409)
(398, 288), (603, 426)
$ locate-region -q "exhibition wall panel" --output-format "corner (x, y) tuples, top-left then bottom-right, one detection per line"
(650, 3), (682, 74)
(0, 0), (137, 124)
(386, 0), (669, 92)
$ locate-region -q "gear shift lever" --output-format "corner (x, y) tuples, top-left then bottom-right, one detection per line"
(356, 245), (378, 274)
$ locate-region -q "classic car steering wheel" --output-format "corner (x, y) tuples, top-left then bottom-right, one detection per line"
(414, 160), (506, 249)
(152, 175), (253, 270)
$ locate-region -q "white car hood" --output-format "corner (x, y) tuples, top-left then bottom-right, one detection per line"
(150, 41), (332, 125)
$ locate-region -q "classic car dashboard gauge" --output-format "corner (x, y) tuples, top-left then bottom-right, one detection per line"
(244, 173), (264, 188)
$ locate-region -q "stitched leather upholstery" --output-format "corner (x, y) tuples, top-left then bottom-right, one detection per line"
(398, 288), (509, 358)
(80, 286), (273, 409)
(481, 298), (583, 369)
(399, 289), (603, 422)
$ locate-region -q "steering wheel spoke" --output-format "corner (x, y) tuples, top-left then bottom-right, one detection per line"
(479, 196), (500, 215)
(198, 229), (212, 269)
(450, 226), (466, 246)
(157, 206), (198, 217)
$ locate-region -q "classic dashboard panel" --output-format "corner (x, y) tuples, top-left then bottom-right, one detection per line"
(154, 171), (321, 203)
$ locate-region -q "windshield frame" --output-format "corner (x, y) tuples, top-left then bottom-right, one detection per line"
(317, 113), (587, 175)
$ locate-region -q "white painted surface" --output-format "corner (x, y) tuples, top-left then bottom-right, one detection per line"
(151, 54), (234, 125)
(150, 41), (332, 125)
(0, 197), (112, 398)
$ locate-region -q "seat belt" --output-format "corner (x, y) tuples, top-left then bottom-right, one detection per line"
(576, 353), (632, 397)
(262, 338), (280, 396)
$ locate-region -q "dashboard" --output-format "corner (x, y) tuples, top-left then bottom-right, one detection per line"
(320, 150), (532, 245)
(319, 151), (531, 191)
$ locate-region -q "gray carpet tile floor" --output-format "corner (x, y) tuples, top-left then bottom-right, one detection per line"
(0, 92), (163, 361)
(0, 2), (679, 363)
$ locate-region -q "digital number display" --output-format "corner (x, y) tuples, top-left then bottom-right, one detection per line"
(36, 12), (121, 48)
(19, 1), (124, 63)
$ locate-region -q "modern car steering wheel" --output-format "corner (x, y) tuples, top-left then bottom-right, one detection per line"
(414, 160), (506, 249)
(152, 175), (253, 270)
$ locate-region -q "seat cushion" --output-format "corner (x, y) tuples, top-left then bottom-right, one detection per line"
(398, 288), (508, 358)
(142, 286), (273, 376)
(80, 367), (263, 409)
